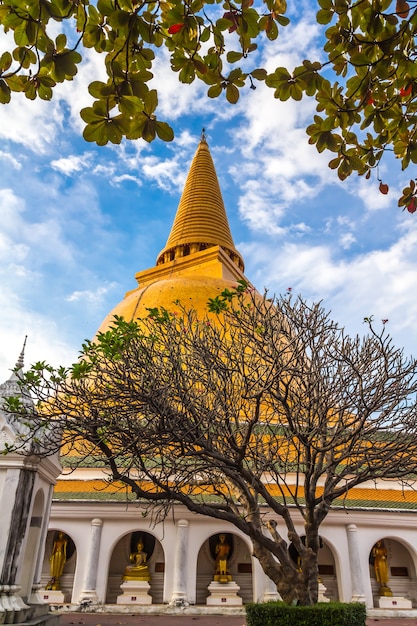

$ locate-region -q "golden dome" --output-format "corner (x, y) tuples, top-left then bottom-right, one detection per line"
(97, 276), (242, 331)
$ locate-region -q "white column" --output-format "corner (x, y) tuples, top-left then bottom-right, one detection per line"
(346, 523), (366, 603)
(30, 485), (54, 603)
(80, 518), (103, 604)
(170, 519), (189, 605)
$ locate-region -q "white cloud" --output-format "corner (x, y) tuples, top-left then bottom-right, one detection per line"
(0, 151), (22, 170)
(66, 282), (118, 305)
(0, 38), (105, 155)
(339, 232), (356, 249)
(0, 188), (25, 229)
(356, 174), (400, 212)
(235, 180), (287, 235)
(150, 48), (210, 120)
(0, 91), (64, 153)
(55, 47), (107, 134)
(51, 153), (93, 175)
(242, 226), (417, 356)
(0, 296), (78, 376)
(112, 174), (143, 187)
(0, 179), (118, 377)
(141, 155), (186, 192)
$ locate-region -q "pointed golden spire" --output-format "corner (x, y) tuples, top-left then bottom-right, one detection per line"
(156, 134), (244, 271)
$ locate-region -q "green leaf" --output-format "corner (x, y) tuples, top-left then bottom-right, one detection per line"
(23, 79), (37, 100)
(207, 83), (222, 98)
(227, 50), (243, 63)
(317, 8), (333, 24)
(142, 118), (156, 142)
(276, 14), (290, 26)
(143, 89), (158, 115)
(83, 120), (109, 145)
(119, 95), (144, 116)
(97, 0), (115, 15)
(80, 104), (106, 124)
(226, 83), (239, 103)
(0, 79), (11, 103)
(155, 121), (174, 141)
(12, 46), (37, 68)
(4, 75), (26, 92)
(0, 51), (12, 72)
(55, 33), (67, 51)
(179, 60), (196, 83)
(251, 69), (267, 80)
(88, 81), (109, 98)
(107, 9), (131, 28)
(265, 17), (278, 40)
(328, 156), (341, 169)
(216, 17), (235, 30)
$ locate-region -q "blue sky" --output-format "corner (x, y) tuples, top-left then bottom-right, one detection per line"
(1, 0), (417, 377)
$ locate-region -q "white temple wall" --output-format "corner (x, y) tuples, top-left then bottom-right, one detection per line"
(46, 502), (417, 607)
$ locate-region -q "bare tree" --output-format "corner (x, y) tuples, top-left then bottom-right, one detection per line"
(4, 285), (417, 605)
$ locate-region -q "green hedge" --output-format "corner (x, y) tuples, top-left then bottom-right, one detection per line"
(246, 601), (367, 626)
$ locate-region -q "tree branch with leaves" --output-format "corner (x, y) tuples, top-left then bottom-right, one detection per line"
(2, 0), (417, 207)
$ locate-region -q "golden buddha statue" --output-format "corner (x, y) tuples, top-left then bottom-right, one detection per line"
(122, 538), (151, 582)
(214, 534), (232, 583)
(372, 540), (392, 597)
(46, 531), (68, 590)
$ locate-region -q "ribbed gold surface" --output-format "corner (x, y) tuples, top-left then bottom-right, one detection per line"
(157, 139), (243, 269)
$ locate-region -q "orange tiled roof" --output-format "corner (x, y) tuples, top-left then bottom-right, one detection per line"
(53, 477), (417, 511)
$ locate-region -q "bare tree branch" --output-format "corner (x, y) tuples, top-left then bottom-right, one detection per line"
(3, 287), (417, 605)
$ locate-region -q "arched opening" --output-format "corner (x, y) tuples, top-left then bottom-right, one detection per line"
(106, 531), (164, 604)
(318, 541), (339, 601)
(196, 532), (252, 604)
(369, 538), (416, 607)
(40, 529), (77, 602)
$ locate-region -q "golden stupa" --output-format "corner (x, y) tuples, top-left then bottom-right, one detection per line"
(54, 133), (417, 523)
(97, 134), (248, 332)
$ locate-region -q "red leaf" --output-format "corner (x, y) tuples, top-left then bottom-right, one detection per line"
(379, 181), (389, 195)
(223, 10), (238, 31)
(396, 0), (410, 18)
(407, 198), (417, 213)
(168, 23), (184, 34)
(400, 84), (413, 97)
(365, 91), (374, 105)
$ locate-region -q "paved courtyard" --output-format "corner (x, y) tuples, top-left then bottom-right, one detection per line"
(60, 614), (244, 626)
(59, 611), (417, 626)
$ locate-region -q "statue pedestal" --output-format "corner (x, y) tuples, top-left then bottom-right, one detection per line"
(206, 581), (242, 606)
(117, 581), (152, 605)
(263, 591), (281, 602)
(378, 596), (412, 609)
(40, 589), (69, 604)
(318, 580), (330, 603)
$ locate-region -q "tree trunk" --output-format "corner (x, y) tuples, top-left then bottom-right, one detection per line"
(252, 538), (318, 605)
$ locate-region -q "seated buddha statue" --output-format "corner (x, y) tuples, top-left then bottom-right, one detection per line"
(122, 538), (151, 582)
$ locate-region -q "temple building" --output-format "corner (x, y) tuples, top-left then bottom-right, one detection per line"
(2, 136), (417, 615)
